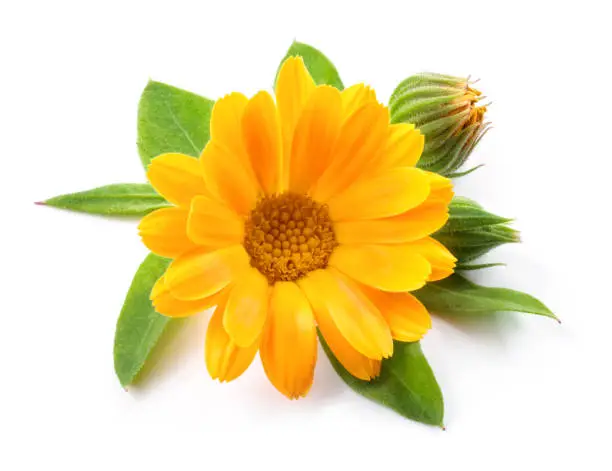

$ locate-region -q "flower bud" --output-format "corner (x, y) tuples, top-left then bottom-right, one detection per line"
(389, 73), (490, 176)
(433, 197), (519, 265)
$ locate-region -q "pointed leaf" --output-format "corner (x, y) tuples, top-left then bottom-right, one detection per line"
(321, 335), (444, 426)
(137, 80), (214, 168)
(114, 253), (172, 387)
(275, 41), (344, 90)
(413, 273), (557, 320)
(41, 183), (170, 216)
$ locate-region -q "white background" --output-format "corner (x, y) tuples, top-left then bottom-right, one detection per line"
(2, 0), (610, 469)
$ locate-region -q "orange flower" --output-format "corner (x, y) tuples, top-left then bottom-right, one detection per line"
(139, 57), (455, 398)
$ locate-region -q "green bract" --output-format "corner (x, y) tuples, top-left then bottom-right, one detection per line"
(389, 73), (490, 177)
(435, 197), (519, 266)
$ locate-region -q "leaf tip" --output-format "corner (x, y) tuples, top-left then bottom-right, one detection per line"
(34, 201), (46, 206)
(440, 424), (447, 431)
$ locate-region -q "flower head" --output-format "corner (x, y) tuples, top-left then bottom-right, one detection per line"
(139, 57), (456, 398)
(389, 73), (490, 176)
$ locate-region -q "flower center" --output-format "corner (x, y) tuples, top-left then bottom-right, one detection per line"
(243, 193), (337, 284)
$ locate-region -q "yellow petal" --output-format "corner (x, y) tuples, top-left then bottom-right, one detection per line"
(341, 84), (378, 119)
(200, 141), (259, 216)
(334, 201), (449, 245)
(275, 56), (316, 190)
(312, 102), (389, 202)
(209, 92), (250, 168)
(260, 282), (317, 399)
(223, 266), (269, 348)
(242, 91), (282, 194)
(147, 153), (207, 207)
(206, 295), (259, 382)
(165, 245), (249, 301)
(187, 195), (244, 247)
(329, 244), (431, 292)
(408, 237), (457, 281)
(379, 124), (425, 169)
(299, 268), (392, 360)
(151, 276), (225, 318)
(424, 171), (454, 206)
(289, 85), (342, 193)
(138, 207), (198, 258)
(327, 167), (431, 221)
(360, 284), (431, 342)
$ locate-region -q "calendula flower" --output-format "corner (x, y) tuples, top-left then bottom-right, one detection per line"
(138, 57), (456, 398)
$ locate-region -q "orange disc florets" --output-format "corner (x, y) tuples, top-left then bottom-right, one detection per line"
(243, 193), (337, 283)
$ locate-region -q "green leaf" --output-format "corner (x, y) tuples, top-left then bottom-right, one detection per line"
(413, 273), (558, 321)
(114, 253), (172, 387)
(137, 80), (214, 168)
(275, 41), (344, 90)
(321, 335), (444, 426)
(40, 183), (170, 216)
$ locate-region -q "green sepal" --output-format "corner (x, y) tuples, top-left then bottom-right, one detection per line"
(446, 164), (484, 179)
(114, 253), (172, 387)
(456, 262), (506, 271)
(321, 334), (444, 426)
(413, 273), (557, 321)
(275, 41), (344, 90)
(434, 197), (518, 263)
(137, 80), (214, 169)
(435, 226), (519, 263)
(40, 183), (169, 216)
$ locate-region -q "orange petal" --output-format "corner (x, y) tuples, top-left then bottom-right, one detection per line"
(151, 276), (226, 318)
(329, 244), (431, 292)
(360, 284), (431, 342)
(187, 195), (244, 247)
(327, 167), (431, 221)
(275, 56), (316, 190)
(408, 237), (457, 281)
(260, 282), (317, 398)
(200, 141), (259, 216)
(147, 153), (207, 207)
(334, 201), (449, 245)
(164, 245), (249, 301)
(206, 295), (259, 382)
(138, 207), (198, 258)
(312, 102), (389, 202)
(242, 91), (282, 194)
(289, 86), (342, 193)
(341, 84), (378, 119)
(223, 266), (269, 348)
(299, 268), (392, 360)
